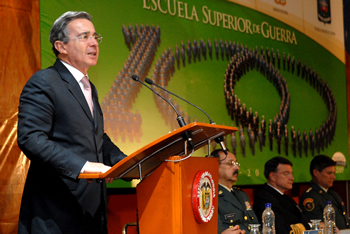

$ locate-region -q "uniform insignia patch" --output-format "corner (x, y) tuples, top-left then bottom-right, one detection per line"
(303, 198), (315, 212)
(245, 201), (252, 210)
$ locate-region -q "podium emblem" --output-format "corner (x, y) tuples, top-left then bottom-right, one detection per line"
(192, 171), (216, 223)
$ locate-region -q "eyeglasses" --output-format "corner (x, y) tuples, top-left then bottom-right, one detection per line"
(221, 160), (240, 167)
(70, 33), (103, 43)
(277, 171), (294, 177)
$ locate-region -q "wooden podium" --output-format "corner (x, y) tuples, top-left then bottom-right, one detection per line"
(79, 122), (237, 233)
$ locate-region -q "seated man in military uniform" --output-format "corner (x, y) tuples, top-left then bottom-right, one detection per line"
(300, 155), (349, 230)
(209, 149), (259, 233)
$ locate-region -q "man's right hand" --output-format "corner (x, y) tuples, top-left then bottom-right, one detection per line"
(83, 162), (111, 174)
(82, 162), (114, 183)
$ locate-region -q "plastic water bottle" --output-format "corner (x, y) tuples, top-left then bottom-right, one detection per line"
(262, 203), (275, 234)
(323, 201), (336, 234)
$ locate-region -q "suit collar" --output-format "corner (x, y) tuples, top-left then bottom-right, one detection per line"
(219, 183), (232, 193)
(263, 183), (286, 201)
(310, 180), (328, 192)
(264, 183), (283, 196)
(60, 60), (86, 83)
(53, 59), (76, 83)
(267, 183), (284, 195)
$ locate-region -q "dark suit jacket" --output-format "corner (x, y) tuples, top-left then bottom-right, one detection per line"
(218, 185), (259, 233)
(300, 181), (349, 229)
(253, 184), (310, 233)
(17, 60), (127, 233)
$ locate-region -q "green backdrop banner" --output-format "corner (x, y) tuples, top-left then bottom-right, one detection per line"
(40, 0), (349, 186)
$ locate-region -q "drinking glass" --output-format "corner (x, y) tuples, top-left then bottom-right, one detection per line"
(310, 219), (321, 230)
(249, 224), (261, 234)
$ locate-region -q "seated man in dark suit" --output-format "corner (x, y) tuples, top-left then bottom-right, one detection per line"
(210, 149), (259, 234)
(300, 155), (349, 230)
(253, 156), (310, 233)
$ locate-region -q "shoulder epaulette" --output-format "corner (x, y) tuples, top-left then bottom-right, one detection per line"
(306, 187), (312, 193)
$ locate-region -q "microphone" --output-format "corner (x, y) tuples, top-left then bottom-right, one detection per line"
(131, 75), (194, 150)
(215, 136), (228, 155)
(144, 77), (228, 155)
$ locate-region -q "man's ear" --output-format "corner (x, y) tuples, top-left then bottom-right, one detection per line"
(54, 41), (67, 55)
(268, 171), (276, 182)
(313, 169), (319, 178)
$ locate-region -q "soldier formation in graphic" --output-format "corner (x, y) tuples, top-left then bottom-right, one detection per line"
(224, 46), (337, 157)
(102, 23), (337, 158)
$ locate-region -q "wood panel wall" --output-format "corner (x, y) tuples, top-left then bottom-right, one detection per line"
(0, 0), (40, 233)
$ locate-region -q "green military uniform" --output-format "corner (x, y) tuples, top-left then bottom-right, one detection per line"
(300, 181), (349, 230)
(218, 184), (259, 233)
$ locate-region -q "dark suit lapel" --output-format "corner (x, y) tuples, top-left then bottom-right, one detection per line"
(264, 184), (299, 213)
(283, 193), (303, 214)
(91, 83), (99, 129)
(53, 60), (94, 123)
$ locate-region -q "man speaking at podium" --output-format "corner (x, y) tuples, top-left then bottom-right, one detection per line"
(17, 11), (126, 233)
(210, 149), (258, 233)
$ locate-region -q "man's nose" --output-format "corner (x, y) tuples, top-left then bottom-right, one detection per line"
(89, 36), (99, 46)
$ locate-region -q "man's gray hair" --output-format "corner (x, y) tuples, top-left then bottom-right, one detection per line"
(49, 11), (92, 57)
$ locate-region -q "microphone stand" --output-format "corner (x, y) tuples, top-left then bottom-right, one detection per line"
(131, 75), (194, 155)
(145, 77), (228, 156)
